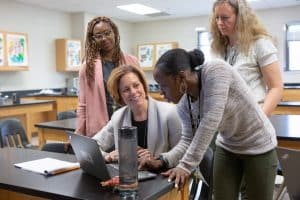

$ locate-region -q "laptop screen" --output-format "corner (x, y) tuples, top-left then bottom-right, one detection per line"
(67, 131), (157, 181)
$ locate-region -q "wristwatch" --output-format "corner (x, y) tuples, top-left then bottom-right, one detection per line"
(157, 155), (169, 170)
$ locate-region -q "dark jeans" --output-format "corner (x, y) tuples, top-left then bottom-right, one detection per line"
(213, 146), (277, 200)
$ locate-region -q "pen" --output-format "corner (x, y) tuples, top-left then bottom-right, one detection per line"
(44, 164), (80, 175)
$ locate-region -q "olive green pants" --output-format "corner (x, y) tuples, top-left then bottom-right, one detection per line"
(213, 146), (277, 200)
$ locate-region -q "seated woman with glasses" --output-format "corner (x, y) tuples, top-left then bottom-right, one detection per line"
(76, 16), (139, 137)
(92, 65), (182, 164)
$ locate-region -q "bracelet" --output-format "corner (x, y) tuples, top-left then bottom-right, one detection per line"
(157, 155), (169, 170)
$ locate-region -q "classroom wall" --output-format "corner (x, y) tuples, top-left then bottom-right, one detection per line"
(0, 0), (75, 91)
(132, 6), (300, 84)
(0, 1), (299, 92)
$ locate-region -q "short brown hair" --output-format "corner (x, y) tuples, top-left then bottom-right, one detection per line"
(107, 65), (148, 106)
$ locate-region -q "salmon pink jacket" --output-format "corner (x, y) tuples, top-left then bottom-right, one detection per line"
(76, 53), (139, 137)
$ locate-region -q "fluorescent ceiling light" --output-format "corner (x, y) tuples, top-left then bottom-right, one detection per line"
(117, 4), (161, 15)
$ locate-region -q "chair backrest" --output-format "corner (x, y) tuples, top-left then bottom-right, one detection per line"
(189, 147), (214, 200)
(57, 110), (77, 120)
(199, 147), (214, 200)
(277, 147), (300, 200)
(0, 118), (29, 148)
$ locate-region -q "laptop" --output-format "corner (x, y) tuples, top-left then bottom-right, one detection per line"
(277, 147), (300, 200)
(67, 131), (157, 181)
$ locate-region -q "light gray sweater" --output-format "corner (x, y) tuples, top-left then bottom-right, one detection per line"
(163, 59), (277, 174)
(92, 97), (182, 159)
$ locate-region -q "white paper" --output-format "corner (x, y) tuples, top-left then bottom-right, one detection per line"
(275, 175), (284, 185)
(14, 158), (80, 175)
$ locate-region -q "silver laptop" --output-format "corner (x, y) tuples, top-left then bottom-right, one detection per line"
(67, 131), (157, 181)
(277, 147), (300, 200)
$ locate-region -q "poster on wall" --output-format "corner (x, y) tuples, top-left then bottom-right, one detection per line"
(155, 42), (178, 61)
(67, 40), (81, 68)
(138, 44), (154, 70)
(6, 33), (28, 66)
(0, 33), (4, 66)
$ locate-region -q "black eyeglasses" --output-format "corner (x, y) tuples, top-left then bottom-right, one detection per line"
(92, 30), (113, 40)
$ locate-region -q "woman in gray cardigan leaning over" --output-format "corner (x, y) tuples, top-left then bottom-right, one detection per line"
(92, 65), (182, 164)
(150, 48), (277, 200)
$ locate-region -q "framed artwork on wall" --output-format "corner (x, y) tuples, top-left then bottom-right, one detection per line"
(67, 40), (81, 68)
(137, 42), (178, 71)
(137, 44), (155, 70)
(55, 39), (82, 71)
(0, 32), (4, 66)
(6, 32), (28, 67)
(155, 42), (178, 62)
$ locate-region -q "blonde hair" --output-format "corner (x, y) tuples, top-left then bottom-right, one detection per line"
(210, 0), (271, 56)
(107, 65), (148, 106)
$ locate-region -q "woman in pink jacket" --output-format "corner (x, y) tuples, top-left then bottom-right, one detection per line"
(76, 16), (139, 137)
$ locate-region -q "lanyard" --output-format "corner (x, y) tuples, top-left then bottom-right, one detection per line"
(224, 46), (238, 66)
(187, 68), (202, 135)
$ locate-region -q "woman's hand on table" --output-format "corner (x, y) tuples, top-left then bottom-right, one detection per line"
(161, 167), (189, 190)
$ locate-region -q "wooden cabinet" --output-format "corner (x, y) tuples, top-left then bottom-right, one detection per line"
(21, 96), (77, 137)
(55, 39), (82, 71)
(273, 89), (300, 115)
(282, 89), (300, 101)
(149, 92), (166, 102)
(22, 96), (78, 112)
(0, 100), (56, 141)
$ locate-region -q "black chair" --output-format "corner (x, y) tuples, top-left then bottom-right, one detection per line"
(41, 142), (74, 154)
(274, 161), (287, 200)
(57, 110), (76, 120)
(190, 147), (214, 200)
(0, 118), (34, 148)
(41, 110), (76, 154)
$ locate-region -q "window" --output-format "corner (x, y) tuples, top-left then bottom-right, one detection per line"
(286, 22), (300, 71)
(197, 31), (212, 62)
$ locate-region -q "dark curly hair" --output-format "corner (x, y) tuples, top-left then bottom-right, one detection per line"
(84, 16), (124, 87)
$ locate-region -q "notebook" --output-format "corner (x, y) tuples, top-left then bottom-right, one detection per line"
(67, 131), (157, 181)
(14, 158), (80, 176)
(277, 147), (300, 200)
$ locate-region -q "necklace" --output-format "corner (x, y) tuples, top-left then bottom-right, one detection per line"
(224, 46), (238, 66)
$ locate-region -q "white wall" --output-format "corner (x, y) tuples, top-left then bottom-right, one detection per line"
(0, 2), (299, 92)
(256, 6), (300, 83)
(0, 1), (75, 91)
(132, 16), (210, 83)
(132, 6), (300, 84)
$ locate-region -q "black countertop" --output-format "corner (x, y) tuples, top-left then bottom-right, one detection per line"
(0, 99), (55, 108)
(35, 118), (76, 131)
(25, 93), (78, 97)
(284, 83), (300, 89)
(270, 115), (300, 141)
(0, 148), (176, 200)
(278, 101), (300, 106)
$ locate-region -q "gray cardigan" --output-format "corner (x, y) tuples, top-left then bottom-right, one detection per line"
(163, 59), (277, 174)
(92, 97), (182, 158)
